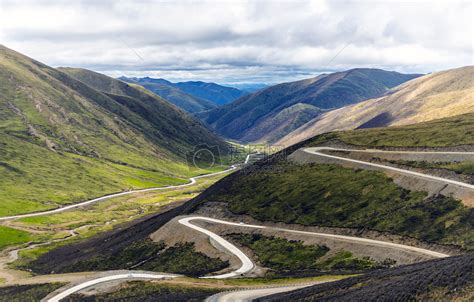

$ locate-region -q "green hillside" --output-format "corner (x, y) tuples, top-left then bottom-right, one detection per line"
(58, 67), (227, 153)
(0, 45), (228, 216)
(199, 69), (420, 143)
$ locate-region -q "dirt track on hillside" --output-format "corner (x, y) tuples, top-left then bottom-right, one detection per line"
(151, 206), (458, 277)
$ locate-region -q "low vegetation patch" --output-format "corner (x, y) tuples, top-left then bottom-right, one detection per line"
(317, 251), (395, 271)
(6, 170), (230, 267)
(229, 234), (392, 274)
(230, 233), (328, 271)
(0, 283), (65, 302)
(200, 161), (474, 250)
(58, 240), (228, 277)
(0, 225), (32, 250)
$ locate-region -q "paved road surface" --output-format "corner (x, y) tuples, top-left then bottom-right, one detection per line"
(302, 147), (474, 190)
(178, 217), (256, 278)
(205, 284), (310, 302)
(45, 272), (180, 302)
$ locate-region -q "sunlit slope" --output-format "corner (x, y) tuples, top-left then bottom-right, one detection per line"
(0, 45), (227, 216)
(280, 66), (474, 147)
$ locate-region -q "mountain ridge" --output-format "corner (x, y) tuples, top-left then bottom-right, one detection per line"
(57, 67), (227, 154)
(118, 76), (217, 114)
(198, 68), (421, 143)
(174, 80), (246, 105)
(119, 76), (247, 111)
(279, 66), (474, 147)
(0, 45), (228, 216)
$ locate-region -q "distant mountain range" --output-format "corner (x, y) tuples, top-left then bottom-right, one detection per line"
(173, 80), (247, 105)
(279, 66), (474, 146)
(119, 77), (247, 113)
(198, 68), (421, 143)
(117, 77), (217, 113)
(0, 45), (227, 216)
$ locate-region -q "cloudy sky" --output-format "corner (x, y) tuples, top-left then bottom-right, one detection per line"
(0, 0), (472, 84)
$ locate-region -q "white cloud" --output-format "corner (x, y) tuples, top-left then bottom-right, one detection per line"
(0, 0), (472, 84)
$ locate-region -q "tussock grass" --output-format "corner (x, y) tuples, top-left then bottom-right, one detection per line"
(199, 161), (474, 249)
(0, 226), (32, 249)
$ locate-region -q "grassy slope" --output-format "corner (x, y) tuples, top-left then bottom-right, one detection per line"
(0, 226), (32, 249)
(380, 159), (474, 177)
(0, 134), (188, 216)
(198, 162), (473, 249)
(189, 114), (474, 250)
(0, 46), (228, 216)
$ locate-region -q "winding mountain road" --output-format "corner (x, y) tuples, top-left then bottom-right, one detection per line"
(45, 215), (450, 301)
(181, 217), (449, 262)
(179, 217), (256, 279)
(2, 147), (472, 301)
